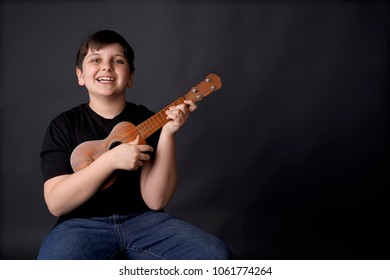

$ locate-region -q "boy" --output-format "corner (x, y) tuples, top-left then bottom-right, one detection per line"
(38, 30), (231, 259)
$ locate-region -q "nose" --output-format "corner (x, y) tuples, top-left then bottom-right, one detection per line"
(102, 62), (113, 72)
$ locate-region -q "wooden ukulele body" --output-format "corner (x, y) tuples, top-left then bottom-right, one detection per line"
(70, 122), (146, 189)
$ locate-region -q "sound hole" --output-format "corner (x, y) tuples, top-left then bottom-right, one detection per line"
(109, 141), (122, 150)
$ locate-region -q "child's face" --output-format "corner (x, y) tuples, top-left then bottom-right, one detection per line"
(76, 43), (133, 99)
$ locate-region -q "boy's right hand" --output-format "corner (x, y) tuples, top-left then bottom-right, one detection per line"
(108, 135), (154, 171)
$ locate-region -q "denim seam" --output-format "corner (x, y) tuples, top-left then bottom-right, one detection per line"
(115, 224), (124, 251)
(125, 245), (167, 260)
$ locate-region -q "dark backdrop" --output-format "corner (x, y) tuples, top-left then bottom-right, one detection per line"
(0, 0), (389, 259)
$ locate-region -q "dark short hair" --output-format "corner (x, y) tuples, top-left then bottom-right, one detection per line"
(76, 30), (135, 73)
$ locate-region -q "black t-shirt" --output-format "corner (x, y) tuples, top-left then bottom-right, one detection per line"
(40, 102), (161, 219)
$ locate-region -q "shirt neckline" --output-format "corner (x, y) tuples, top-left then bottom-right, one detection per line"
(84, 102), (128, 123)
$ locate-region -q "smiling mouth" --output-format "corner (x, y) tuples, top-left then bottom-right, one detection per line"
(97, 77), (115, 83)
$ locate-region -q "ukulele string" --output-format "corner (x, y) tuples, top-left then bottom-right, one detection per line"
(112, 98), (186, 145)
(130, 99), (185, 143)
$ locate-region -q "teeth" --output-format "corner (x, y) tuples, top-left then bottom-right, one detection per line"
(97, 77), (115, 82)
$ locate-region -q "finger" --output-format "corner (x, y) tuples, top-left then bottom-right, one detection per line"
(165, 110), (180, 121)
(166, 111), (184, 125)
(178, 108), (189, 122)
(138, 153), (151, 161)
(176, 103), (187, 113)
(138, 144), (154, 153)
(176, 103), (192, 117)
(184, 100), (198, 112)
(168, 104), (187, 115)
(132, 160), (144, 171)
(167, 106), (187, 118)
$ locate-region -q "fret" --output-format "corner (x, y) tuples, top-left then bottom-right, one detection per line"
(136, 97), (185, 139)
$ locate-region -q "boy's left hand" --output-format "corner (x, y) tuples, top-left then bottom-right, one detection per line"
(164, 100), (197, 134)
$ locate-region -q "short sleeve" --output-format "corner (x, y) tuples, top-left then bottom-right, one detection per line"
(40, 117), (74, 182)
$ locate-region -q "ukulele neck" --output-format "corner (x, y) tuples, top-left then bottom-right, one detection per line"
(135, 73), (221, 141)
(136, 97), (185, 140)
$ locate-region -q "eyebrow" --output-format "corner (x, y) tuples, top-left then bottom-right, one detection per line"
(86, 52), (126, 59)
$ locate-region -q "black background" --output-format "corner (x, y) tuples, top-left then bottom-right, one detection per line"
(0, 0), (389, 259)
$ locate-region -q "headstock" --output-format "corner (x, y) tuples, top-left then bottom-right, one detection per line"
(184, 73), (222, 102)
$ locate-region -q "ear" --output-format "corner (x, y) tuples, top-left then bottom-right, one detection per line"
(127, 72), (134, 88)
(76, 67), (85, 86)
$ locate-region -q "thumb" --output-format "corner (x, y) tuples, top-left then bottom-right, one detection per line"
(129, 134), (140, 145)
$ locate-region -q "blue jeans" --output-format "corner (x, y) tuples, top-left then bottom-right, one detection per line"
(37, 211), (232, 260)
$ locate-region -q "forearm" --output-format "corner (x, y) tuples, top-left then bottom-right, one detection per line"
(44, 139), (153, 217)
(44, 151), (116, 217)
(141, 128), (178, 210)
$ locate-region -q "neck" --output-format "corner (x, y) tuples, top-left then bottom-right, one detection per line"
(88, 97), (126, 119)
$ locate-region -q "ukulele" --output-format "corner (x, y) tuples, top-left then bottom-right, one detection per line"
(70, 73), (222, 189)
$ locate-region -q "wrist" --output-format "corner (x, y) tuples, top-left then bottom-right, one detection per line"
(161, 125), (177, 136)
(99, 148), (119, 171)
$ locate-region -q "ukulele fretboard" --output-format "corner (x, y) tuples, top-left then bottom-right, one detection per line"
(137, 97), (185, 140)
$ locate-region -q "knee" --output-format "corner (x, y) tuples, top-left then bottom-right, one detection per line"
(197, 235), (233, 260)
(209, 238), (233, 260)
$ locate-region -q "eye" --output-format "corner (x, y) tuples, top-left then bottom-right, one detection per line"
(114, 59), (125, 64)
(90, 58), (100, 63)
